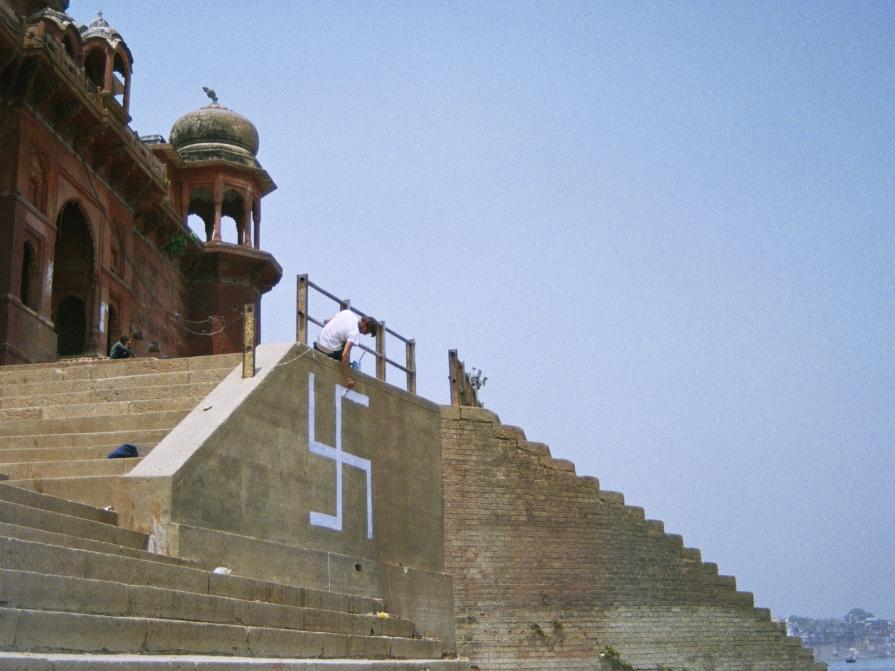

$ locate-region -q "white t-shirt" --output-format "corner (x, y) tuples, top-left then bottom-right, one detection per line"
(316, 310), (360, 353)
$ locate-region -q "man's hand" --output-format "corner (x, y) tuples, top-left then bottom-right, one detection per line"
(341, 341), (355, 390)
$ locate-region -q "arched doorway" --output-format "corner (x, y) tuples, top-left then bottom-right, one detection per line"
(56, 296), (87, 355)
(53, 202), (95, 357)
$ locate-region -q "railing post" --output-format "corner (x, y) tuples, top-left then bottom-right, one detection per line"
(448, 349), (460, 406)
(406, 339), (416, 394)
(242, 303), (255, 378)
(376, 320), (386, 382)
(296, 274), (308, 344)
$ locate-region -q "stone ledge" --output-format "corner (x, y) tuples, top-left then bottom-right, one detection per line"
(539, 457), (575, 473)
(517, 441), (549, 457)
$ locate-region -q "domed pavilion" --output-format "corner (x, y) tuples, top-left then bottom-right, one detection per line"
(147, 90), (282, 354)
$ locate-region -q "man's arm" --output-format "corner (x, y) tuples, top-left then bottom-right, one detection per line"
(341, 341), (355, 389)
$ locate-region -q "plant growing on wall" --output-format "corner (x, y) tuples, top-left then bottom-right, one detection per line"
(469, 367), (487, 391)
(161, 230), (200, 258)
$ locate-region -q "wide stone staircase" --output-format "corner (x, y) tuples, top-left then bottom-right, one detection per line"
(0, 356), (468, 670)
(0, 354), (240, 490)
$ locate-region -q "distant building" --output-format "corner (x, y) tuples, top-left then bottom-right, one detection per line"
(0, 0), (281, 364)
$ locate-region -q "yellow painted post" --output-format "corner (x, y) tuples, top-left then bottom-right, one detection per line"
(296, 274), (308, 344)
(242, 304), (255, 378)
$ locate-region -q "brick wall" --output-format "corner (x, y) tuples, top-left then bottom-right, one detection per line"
(441, 406), (823, 671)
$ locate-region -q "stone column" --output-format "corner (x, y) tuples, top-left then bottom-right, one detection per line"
(212, 178), (222, 241)
(242, 193), (252, 247)
(102, 47), (113, 93)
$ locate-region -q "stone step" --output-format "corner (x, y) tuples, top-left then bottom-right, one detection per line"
(0, 382), (217, 410)
(1, 475), (134, 509)
(0, 536), (383, 615)
(0, 499), (147, 549)
(0, 653), (471, 670)
(0, 569), (415, 639)
(0, 428), (168, 450)
(0, 411), (187, 437)
(0, 521), (195, 568)
(0, 443), (157, 463)
(0, 457), (141, 480)
(0, 398), (200, 423)
(0, 483), (116, 525)
(0, 354), (241, 385)
(0, 368), (234, 399)
(0, 608), (446, 658)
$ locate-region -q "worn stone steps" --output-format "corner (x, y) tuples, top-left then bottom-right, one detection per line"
(0, 411), (188, 437)
(0, 457), (142, 480)
(0, 444), (156, 463)
(0, 428), (168, 450)
(0, 521), (195, 567)
(0, 653), (472, 670)
(0, 608), (446, 659)
(0, 498), (147, 549)
(0, 392), (212, 419)
(0, 382), (218, 410)
(0, 482), (117, 525)
(0, 354), (241, 384)
(0, 535), (383, 615)
(0, 475), (134, 509)
(0, 368), (234, 398)
(0, 570), (416, 639)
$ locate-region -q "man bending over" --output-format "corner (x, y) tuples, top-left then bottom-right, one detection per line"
(313, 310), (379, 389)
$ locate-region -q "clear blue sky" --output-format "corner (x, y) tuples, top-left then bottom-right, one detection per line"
(69, 0), (893, 620)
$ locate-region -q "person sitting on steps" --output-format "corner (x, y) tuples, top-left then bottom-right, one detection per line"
(109, 334), (135, 359)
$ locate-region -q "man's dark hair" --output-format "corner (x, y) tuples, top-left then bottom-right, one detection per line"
(361, 316), (379, 335)
(120, 335), (130, 343)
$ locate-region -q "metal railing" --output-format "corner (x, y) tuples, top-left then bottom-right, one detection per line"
(295, 274), (416, 393)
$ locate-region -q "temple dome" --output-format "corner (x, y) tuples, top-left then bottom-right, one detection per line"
(80, 11), (132, 61)
(169, 101), (260, 167)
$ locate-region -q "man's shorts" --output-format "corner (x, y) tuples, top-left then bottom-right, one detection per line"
(314, 342), (344, 362)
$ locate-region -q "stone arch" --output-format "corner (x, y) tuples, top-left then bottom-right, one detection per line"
(84, 47), (105, 90)
(221, 188), (246, 244)
(61, 33), (78, 60)
(53, 201), (96, 357)
(111, 47), (131, 110)
(56, 296), (87, 356)
(187, 186), (214, 241)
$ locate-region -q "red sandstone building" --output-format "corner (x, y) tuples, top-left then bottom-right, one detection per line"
(0, 0), (281, 365)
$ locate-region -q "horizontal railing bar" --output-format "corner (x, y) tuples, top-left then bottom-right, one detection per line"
(383, 356), (409, 372)
(305, 279), (343, 305)
(384, 326), (411, 343)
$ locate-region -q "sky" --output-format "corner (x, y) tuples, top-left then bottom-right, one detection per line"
(67, 0), (893, 621)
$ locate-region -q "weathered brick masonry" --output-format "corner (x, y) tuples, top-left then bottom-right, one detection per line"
(441, 405), (822, 671)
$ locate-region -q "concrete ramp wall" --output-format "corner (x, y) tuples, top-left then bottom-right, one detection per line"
(122, 343), (454, 647)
